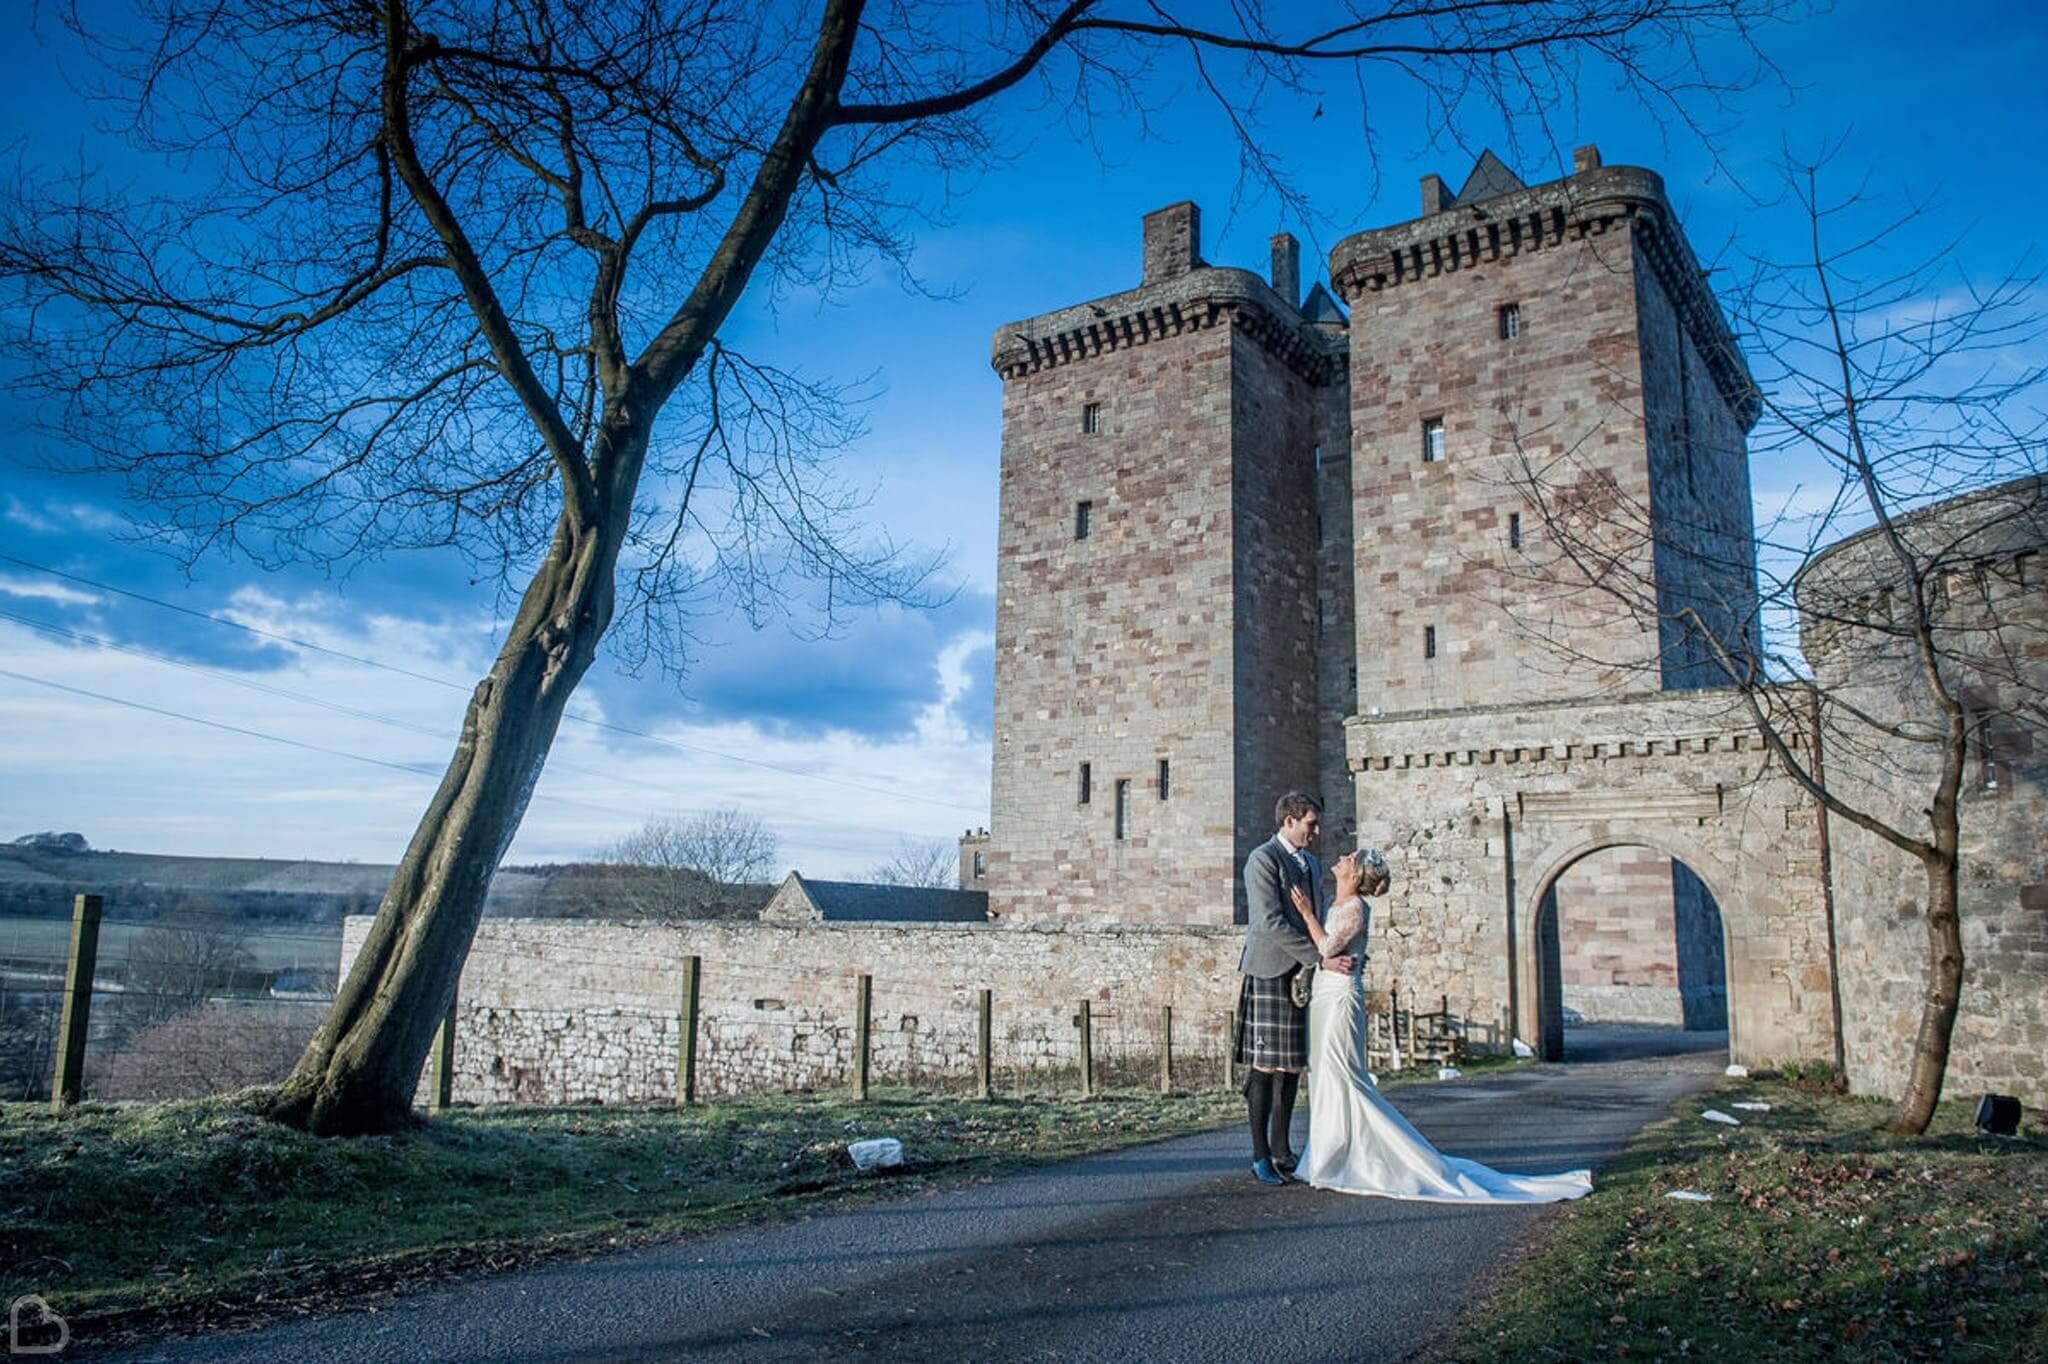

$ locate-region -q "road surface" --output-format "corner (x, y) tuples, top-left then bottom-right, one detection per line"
(108, 1035), (1721, 1363)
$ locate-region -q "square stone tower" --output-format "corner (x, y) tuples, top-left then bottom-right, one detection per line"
(985, 205), (1350, 926)
(1331, 146), (1760, 713)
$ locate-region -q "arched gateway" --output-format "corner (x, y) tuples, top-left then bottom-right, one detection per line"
(1349, 690), (1840, 1071)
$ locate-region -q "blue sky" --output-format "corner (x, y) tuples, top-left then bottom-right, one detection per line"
(1, 2), (2043, 874)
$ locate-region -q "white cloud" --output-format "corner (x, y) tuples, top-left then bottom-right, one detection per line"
(0, 574), (102, 607)
(2, 497), (55, 533)
(0, 592), (991, 879)
(912, 628), (995, 746)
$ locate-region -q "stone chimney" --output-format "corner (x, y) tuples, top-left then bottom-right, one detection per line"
(1420, 173), (1451, 216)
(1572, 144), (1603, 174)
(1269, 232), (1300, 309)
(1142, 202), (1203, 283)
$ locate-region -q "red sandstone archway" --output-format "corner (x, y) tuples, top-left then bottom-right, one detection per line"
(1516, 831), (1743, 1064)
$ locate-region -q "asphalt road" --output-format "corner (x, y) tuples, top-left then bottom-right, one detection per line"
(107, 1035), (1722, 1364)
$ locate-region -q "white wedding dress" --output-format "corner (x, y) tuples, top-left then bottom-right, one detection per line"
(1299, 899), (1593, 1204)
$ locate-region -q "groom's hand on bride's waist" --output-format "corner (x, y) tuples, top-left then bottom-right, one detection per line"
(1320, 954), (1357, 974)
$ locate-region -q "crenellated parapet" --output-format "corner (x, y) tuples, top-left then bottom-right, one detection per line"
(1330, 162), (1756, 428)
(990, 267), (1346, 386)
(1345, 688), (1801, 774)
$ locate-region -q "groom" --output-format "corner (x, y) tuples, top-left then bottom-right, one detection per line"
(1235, 791), (1356, 1185)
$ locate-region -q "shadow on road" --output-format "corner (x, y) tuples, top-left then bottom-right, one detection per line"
(1562, 1023), (1729, 1065)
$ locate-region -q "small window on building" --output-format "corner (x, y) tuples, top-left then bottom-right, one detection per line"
(1509, 512), (1522, 549)
(1158, 758), (1170, 801)
(1075, 500), (1093, 540)
(1078, 761), (1092, 805)
(972, 850), (986, 878)
(1081, 401), (1102, 434)
(1499, 303), (1521, 339)
(1422, 416), (1446, 463)
(1424, 625), (1437, 659)
(1313, 444), (1322, 472)
(1114, 779), (1131, 840)
(1969, 711), (2002, 794)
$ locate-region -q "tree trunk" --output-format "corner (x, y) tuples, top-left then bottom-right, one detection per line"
(1888, 849), (1963, 1135)
(256, 497), (623, 1134)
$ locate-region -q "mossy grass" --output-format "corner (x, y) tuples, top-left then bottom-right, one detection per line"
(1450, 1075), (2048, 1361)
(1, 1085), (1241, 1344)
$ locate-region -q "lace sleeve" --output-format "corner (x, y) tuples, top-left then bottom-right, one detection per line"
(1322, 896), (1366, 957)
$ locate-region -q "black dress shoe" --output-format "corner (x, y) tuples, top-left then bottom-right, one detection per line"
(1272, 1149), (1299, 1175)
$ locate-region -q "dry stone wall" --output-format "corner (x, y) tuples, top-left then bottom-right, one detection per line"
(342, 916), (1246, 1105)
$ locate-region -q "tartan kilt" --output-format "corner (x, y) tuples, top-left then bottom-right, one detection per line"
(1232, 970), (1309, 1071)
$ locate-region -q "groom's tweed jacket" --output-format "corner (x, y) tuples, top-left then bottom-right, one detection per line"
(1238, 835), (1326, 979)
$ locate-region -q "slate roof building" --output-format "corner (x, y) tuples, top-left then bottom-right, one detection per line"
(761, 872), (989, 925)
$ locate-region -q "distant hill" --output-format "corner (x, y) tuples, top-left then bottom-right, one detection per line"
(0, 843), (769, 923)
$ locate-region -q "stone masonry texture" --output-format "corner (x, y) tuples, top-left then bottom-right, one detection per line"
(393, 158), (2045, 1111)
(342, 916), (1244, 1104)
(1796, 475), (2048, 1106)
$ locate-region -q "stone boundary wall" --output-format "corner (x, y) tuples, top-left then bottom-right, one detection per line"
(341, 917), (1254, 1105)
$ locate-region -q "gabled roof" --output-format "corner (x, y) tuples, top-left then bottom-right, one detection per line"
(763, 871), (989, 924)
(1300, 282), (1348, 325)
(1454, 150), (1526, 207)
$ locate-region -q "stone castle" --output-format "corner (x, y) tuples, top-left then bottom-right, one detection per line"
(362, 149), (2042, 1113)
(979, 146), (2045, 1093)
(985, 145), (1758, 928)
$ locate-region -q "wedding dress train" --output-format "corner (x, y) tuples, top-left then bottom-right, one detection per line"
(1299, 963), (1593, 1204)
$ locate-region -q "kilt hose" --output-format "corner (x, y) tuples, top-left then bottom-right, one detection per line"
(1232, 969), (1309, 1071)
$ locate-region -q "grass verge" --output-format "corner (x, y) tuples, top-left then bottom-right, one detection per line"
(1450, 1075), (2048, 1361)
(1, 1086), (1241, 1349)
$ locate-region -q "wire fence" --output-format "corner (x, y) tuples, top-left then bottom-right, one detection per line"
(2, 902), (335, 1104)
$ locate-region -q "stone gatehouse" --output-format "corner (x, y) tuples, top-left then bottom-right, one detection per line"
(978, 145), (2044, 1101)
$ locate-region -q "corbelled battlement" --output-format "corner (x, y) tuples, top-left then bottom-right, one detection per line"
(1345, 688), (1803, 771)
(1331, 159), (1757, 428)
(991, 202), (1346, 385)
(989, 274), (1343, 384)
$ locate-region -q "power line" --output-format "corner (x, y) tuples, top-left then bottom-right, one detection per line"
(0, 663), (964, 846)
(0, 608), (920, 827)
(0, 552), (990, 818)
(0, 666), (441, 779)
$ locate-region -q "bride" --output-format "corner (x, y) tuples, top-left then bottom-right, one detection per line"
(1288, 851), (1593, 1204)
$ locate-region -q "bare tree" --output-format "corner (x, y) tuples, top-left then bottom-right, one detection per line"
(99, 1000), (322, 1101)
(121, 911), (259, 1027)
(2, 0), (1796, 1133)
(866, 836), (956, 889)
(1496, 160), (2047, 1133)
(591, 807), (779, 917)
(607, 808), (779, 885)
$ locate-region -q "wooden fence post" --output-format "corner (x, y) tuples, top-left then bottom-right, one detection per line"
(677, 955), (701, 1108)
(429, 987), (458, 1113)
(1158, 1004), (1173, 1094)
(49, 893), (102, 1114)
(975, 988), (993, 1100)
(1224, 1008), (1238, 1091)
(853, 974), (872, 1102)
(1076, 997), (1093, 1098)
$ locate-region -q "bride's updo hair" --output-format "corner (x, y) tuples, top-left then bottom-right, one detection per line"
(1358, 847), (1392, 898)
